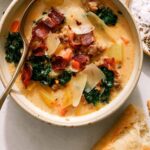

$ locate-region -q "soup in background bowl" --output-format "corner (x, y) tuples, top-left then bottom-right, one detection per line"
(0, 0), (142, 126)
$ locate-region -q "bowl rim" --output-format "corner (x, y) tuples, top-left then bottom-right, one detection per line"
(0, 0), (143, 127)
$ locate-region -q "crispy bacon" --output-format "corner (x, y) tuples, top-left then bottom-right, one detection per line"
(80, 32), (95, 46)
(43, 8), (65, 30)
(51, 55), (68, 71)
(29, 36), (46, 50)
(48, 8), (65, 26)
(21, 63), (32, 88)
(73, 54), (89, 69)
(32, 48), (46, 56)
(32, 21), (50, 39)
(69, 33), (81, 48)
(29, 36), (48, 56)
(69, 32), (95, 48)
(43, 17), (57, 29)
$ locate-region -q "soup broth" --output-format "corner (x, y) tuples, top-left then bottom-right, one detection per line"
(7, 0), (134, 116)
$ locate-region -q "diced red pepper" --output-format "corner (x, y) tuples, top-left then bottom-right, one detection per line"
(21, 63), (32, 88)
(10, 20), (20, 32)
(32, 21), (50, 39)
(71, 60), (81, 70)
(73, 54), (89, 69)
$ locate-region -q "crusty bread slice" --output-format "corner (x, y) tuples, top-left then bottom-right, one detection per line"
(92, 105), (150, 150)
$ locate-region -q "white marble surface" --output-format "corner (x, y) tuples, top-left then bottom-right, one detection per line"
(0, 1), (150, 150)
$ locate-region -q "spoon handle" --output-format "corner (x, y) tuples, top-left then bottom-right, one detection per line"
(0, 0), (36, 110)
(0, 42), (28, 109)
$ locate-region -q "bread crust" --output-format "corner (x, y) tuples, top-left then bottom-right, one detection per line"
(92, 105), (148, 150)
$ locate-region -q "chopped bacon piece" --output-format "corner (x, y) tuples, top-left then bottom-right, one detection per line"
(29, 36), (46, 50)
(21, 63), (32, 88)
(69, 33), (81, 48)
(29, 36), (48, 56)
(69, 32), (95, 48)
(51, 55), (69, 71)
(32, 21), (50, 39)
(43, 8), (65, 30)
(80, 32), (95, 46)
(48, 8), (65, 26)
(32, 48), (46, 56)
(73, 54), (89, 69)
(43, 17), (57, 29)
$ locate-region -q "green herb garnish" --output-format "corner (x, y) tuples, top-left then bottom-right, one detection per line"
(96, 7), (118, 26)
(5, 32), (23, 64)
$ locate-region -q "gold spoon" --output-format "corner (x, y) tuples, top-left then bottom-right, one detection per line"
(0, 0), (36, 109)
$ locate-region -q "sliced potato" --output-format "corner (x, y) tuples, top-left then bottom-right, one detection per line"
(39, 88), (55, 107)
(61, 89), (72, 108)
(106, 42), (124, 63)
(69, 72), (87, 107)
(27, 82), (37, 92)
(46, 33), (60, 56)
(87, 11), (118, 42)
(83, 63), (106, 92)
(65, 6), (94, 34)
(87, 11), (105, 29)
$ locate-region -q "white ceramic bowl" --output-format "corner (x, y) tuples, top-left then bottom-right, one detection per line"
(0, 0), (143, 127)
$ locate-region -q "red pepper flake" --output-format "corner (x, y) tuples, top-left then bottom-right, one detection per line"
(75, 20), (82, 26)
(60, 108), (68, 116)
(21, 63), (32, 88)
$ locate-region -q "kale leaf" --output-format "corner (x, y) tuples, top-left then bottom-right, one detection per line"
(96, 7), (118, 26)
(28, 56), (73, 87)
(100, 67), (114, 89)
(58, 71), (72, 85)
(99, 67), (114, 103)
(5, 32), (23, 63)
(29, 55), (54, 86)
(84, 89), (100, 105)
(84, 67), (115, 105)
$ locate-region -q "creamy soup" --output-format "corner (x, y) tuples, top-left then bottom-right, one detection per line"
(6, 0), (134, 116)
